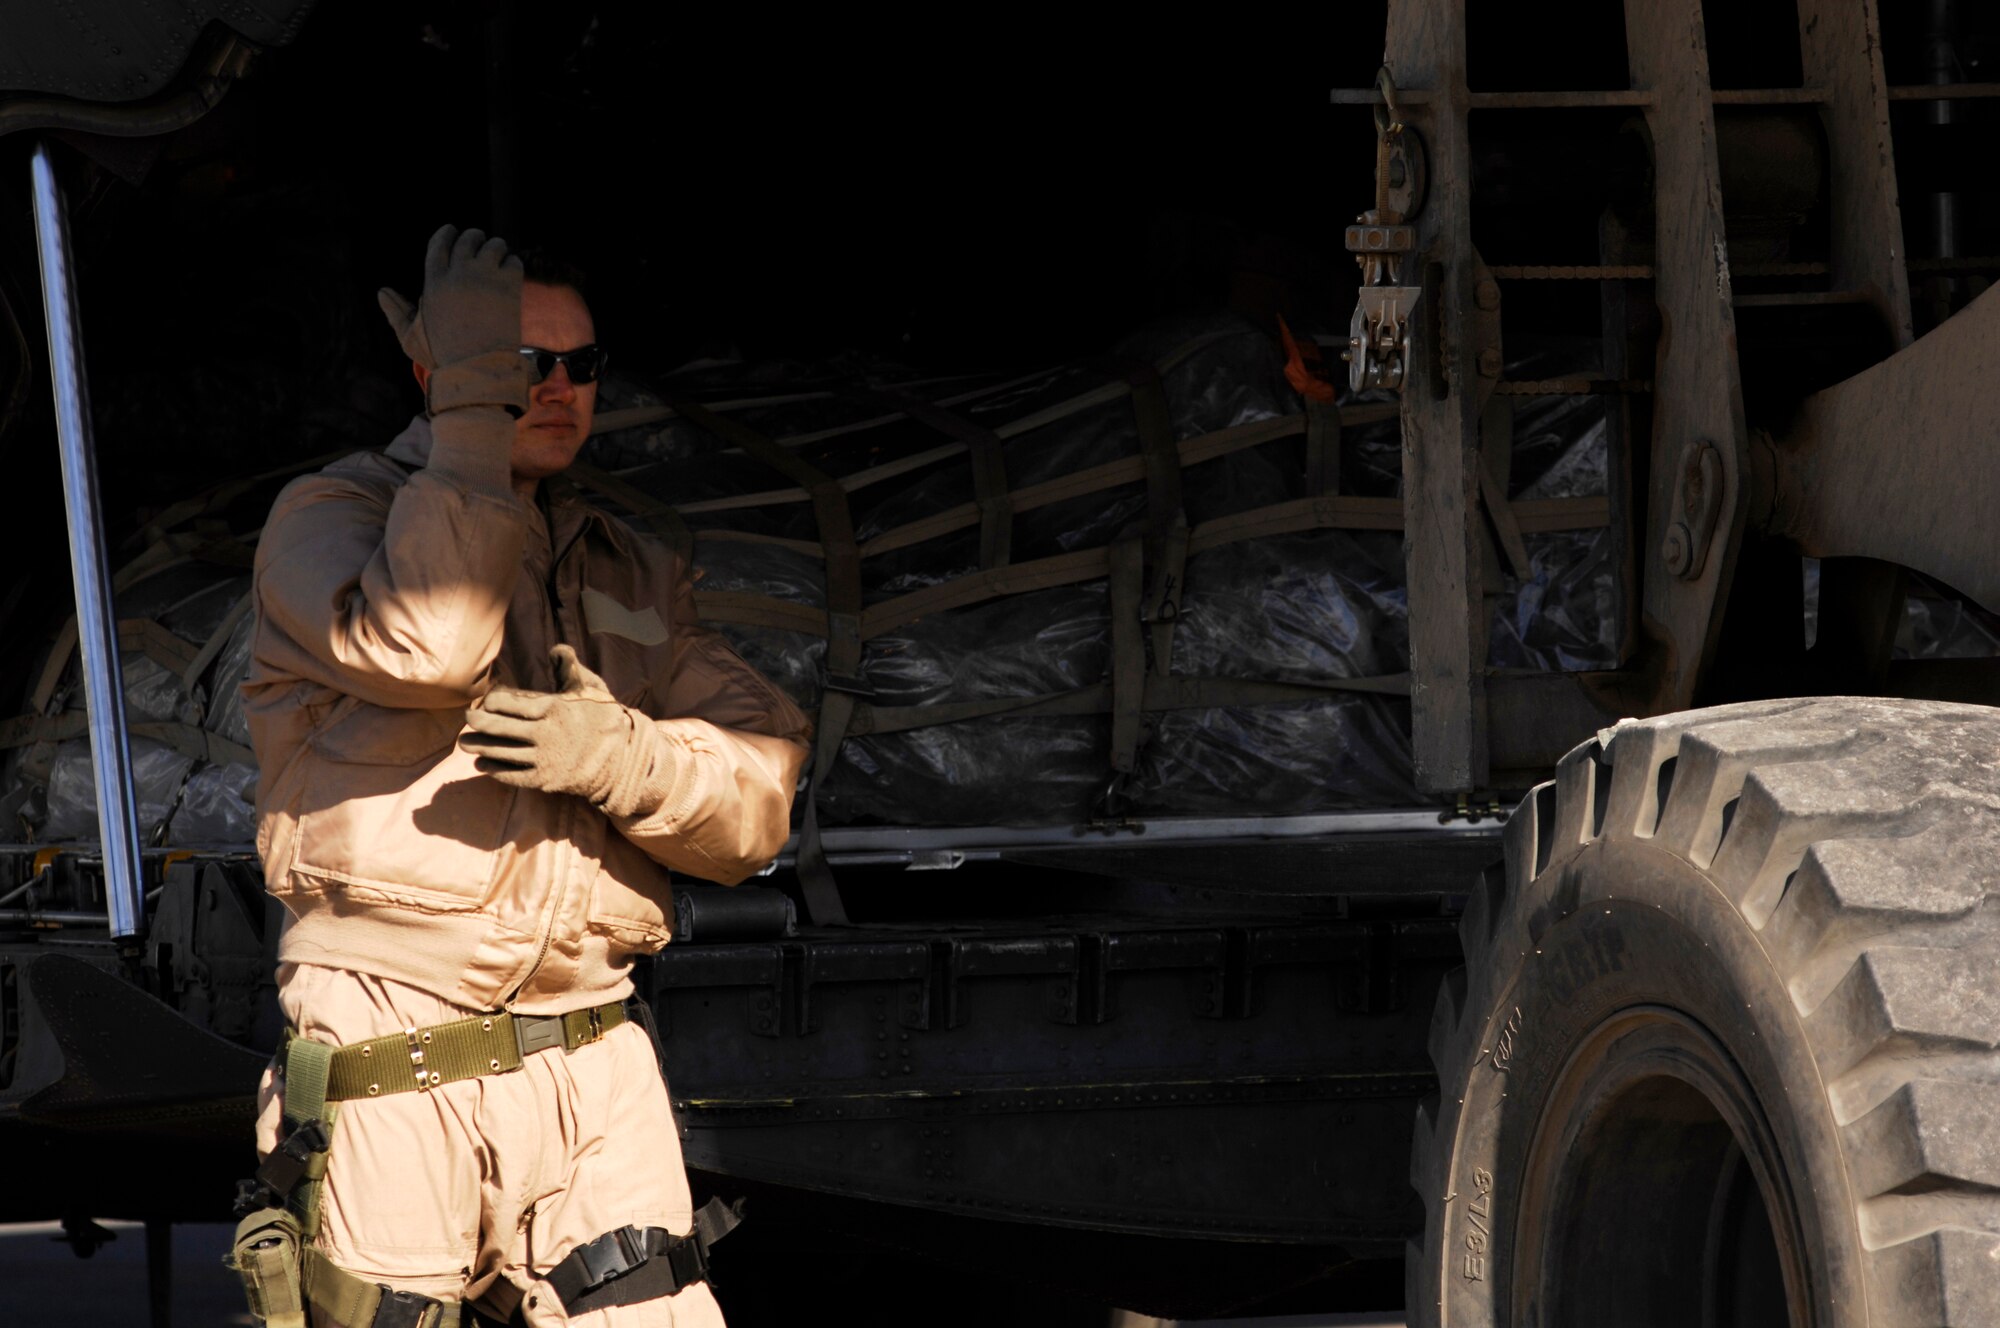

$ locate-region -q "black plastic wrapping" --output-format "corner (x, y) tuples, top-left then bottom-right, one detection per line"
(24, 558), (260, 846)
(567, 316), (1624, 828)
(1486, 344), (1620, 673)
(1126, 531), (1421, 814)
(1803, 559), (2000, 660)
(1329, 341), (1619, 674)
(820, 584), (1114, 826)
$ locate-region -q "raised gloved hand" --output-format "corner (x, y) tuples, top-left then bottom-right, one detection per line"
(460, 646), (683, 817)
(377, 224), (530, 417)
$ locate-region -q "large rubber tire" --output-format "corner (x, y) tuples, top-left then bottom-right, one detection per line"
(1411, 698), (2000, 1327)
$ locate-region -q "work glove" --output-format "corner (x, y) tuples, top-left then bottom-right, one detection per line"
(378, 224), (531, 417)
(460, 646), (684, 817)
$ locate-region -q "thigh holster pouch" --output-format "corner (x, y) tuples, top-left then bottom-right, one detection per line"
(544, 1197), (745, 1315)
(230, 1206), (309, 1328)
(230, 1036), (462, 1327)
(230, 1198), (461, 1328)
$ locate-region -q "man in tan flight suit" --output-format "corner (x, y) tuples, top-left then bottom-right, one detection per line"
(242, 226), (810, 1326)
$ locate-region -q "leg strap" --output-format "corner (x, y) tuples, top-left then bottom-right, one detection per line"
(271, 1035), (338, 1238)
(303, 1248), (462, 1328)
(542, 1197), (744, 1315)
(235, 1038), (471, 1326)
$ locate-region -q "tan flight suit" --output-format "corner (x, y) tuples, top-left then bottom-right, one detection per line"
(245, 414), (811, 1325)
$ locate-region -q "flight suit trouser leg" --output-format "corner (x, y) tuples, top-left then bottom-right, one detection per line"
(257, 965), (726, 1327)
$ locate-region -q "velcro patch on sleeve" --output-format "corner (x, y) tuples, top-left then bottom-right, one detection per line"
(581, 588), (670, 645)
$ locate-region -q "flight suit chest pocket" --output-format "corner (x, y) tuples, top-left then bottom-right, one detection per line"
(289, 703), (514, 910)
(577, 635), (659, 714)
(311, 704), (460, 765)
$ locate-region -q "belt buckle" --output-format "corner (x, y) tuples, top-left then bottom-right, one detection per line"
(405, 1026), (440, 1093)
(514, 1014), (565, 1059)
(571, 1005), (605, 1050)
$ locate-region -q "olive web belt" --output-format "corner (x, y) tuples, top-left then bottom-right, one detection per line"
(281, 1000), (628, 1102)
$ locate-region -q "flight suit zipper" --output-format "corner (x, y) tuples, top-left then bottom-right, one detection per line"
(507, 510), (591, 1004)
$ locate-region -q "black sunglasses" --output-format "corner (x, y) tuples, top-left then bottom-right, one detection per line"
(519, 344), (608, 385)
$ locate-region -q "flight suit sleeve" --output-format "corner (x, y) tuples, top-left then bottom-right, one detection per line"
(602, 550), (813, 884)
(252, 411), (528, 710)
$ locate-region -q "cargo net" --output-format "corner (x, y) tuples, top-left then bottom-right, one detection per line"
(0, 316), (1623, 849)
(0, 505), (270, 846)
(576, 315), (1618, 834)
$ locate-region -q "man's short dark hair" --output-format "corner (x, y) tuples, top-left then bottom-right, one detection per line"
(514, 246), (589, 301)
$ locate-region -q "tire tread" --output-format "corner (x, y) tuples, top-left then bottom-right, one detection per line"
(1414, 698), (2000, 1326)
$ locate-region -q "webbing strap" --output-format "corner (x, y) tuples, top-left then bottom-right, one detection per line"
(286, 1002), (628, 1104)
(120, 617), (203, 676)
(1184, 494), (1405, 552)
(860, 547), (1112, 638)
(544, 1198), (743, 1316)
(854, 387), (1013, 569)
(694, 529), (824, 557)
(1146, 517), (1189, 676)
(278, 1037), (335, 1238)
(687, 592), (828, 637)
(304, 1247), (458, 1328)
(1104, 362), (1189, 793)
(833, 673), (1413, 740)
(668, 399), (863, 623)
(846, 684), (1111, 737)
(0, 711), (256, 765)
(856, 413), (1313, 560)
(795, 689), (855, 927)
(620, 338), (1252, 521)
(28, 620), (77, 717)
(180, 592), (254, 696)
(692, 492), (1610, 642)
(1108, 537), (1148, 778)
(281, 1038), (331, 1132)
(660, 408), (1386, 564)
(1478, 464), (1535, 582)
(1122, 363), (1184, 550)
(673, 396), (860, 927)
(585, 367), (1048, 446)
(1305, 400), (1342, 497)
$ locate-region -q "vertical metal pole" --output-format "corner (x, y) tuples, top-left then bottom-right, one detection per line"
(29, 141), (147, 940)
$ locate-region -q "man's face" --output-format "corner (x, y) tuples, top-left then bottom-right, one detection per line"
(512, 280), (598, 482)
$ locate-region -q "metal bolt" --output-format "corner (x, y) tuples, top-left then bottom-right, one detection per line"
(1478, 347), (1503, 378)
(1662, 522), (1693, 576)
(1475, 279), (1501, 311)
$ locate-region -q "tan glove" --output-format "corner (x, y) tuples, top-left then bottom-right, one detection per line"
(378, 224), (531, 417)
(460, 646), (684, 817)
